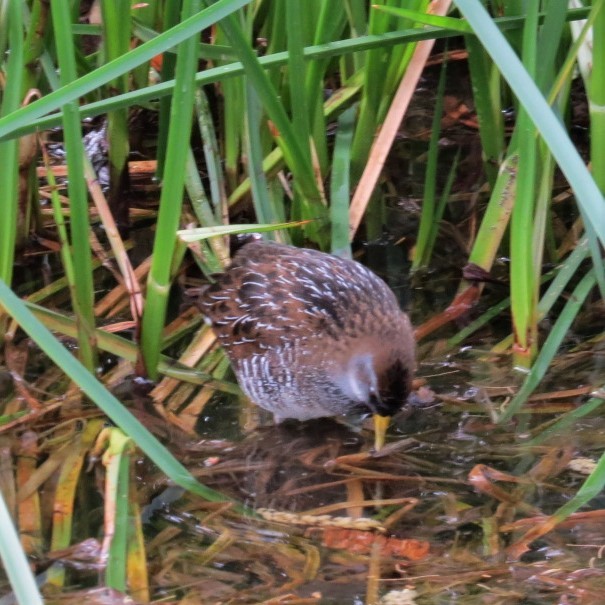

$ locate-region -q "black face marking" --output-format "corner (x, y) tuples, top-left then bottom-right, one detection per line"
(376, 358), (410, 416)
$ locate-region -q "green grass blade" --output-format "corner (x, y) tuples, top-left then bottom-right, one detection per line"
(244, 81), (279, 228)
(0, 0), (23, 287)
(177, 221), (308, 242)
(11, 12), (596, 141)
(536, 237), (589, 318)
(550, 447), (605, 520)
(100, 0), (131, 225)
(51, 0), (98, 370)
(509, 2), (539, 361)
(529, 390), (605, 446)
(0, 492), (43, 605)
(330, 105), (356, 258)
(591, 0), (605, 193)
(306, 1), (347, 171)
(156, 0), (180, 179)
(464, 153), (517, 276)
(104, 430), (133, 592)
(413, 57), (447, 269)
(141, 0), (200, 377)
(195, 87), (228, 221)
(374, 4), (473, 33)
(426, 149), (459, 261)
(286, 0), (311, 159)
(465, 34), (504, 186)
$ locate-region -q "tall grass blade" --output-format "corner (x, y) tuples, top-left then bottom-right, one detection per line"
(413, 56), (447, 270)
(202, 2), (324, 210)
(100, 0), (132, 229)
(330, 105), (356, 258)
(465, 35), (504, 186)
(0, 0), (23, 289)
(156, 0), (181, 179)
(141, 0), (201, 377)
(509, 2), (539, 364)
(244, 81), (280, 228)
(51, 0), (98, 370)
(0, 493), (43, 605)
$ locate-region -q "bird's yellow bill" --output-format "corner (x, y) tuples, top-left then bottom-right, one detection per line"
(373, 414), (391, 451)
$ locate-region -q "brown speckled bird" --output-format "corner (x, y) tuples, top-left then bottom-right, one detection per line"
(198, 240), (415, 450)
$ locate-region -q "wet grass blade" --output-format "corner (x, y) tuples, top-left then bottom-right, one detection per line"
(509, 438), (605, 558)
(426, 149), (459, 261)
(529, 389), (605, 446)
(47, 420), (104, 587)
(100, 429), (135, 592)
(0, 493), (43, 605)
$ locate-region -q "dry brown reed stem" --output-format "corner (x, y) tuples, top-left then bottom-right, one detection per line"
(349, 0), (453, 239)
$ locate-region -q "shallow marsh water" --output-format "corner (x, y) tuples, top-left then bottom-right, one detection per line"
(130, 301), (605, 604)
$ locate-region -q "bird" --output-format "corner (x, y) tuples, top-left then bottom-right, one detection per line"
(197, 239), (415, 450)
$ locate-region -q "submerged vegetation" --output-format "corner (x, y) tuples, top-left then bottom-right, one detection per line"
(0, 0), (605, 603)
